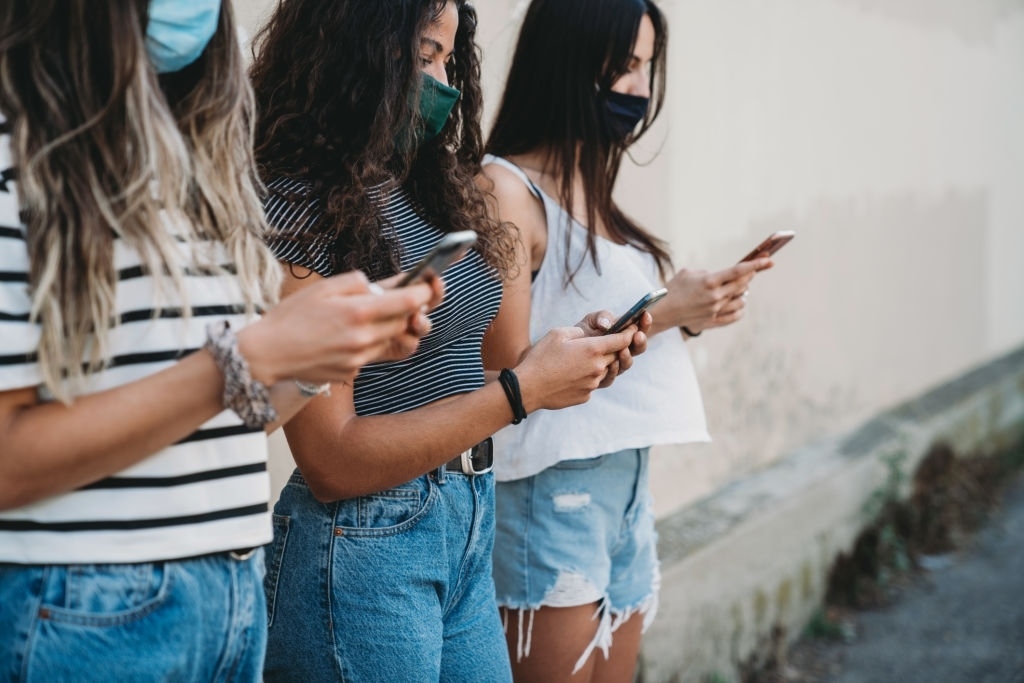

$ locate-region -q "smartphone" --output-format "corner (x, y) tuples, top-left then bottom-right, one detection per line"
(396, 230), (477, 286)
(739, 230), (795, 263)
(606, 288), (669, 334)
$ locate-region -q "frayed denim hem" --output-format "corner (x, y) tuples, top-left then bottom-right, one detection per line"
(499, 562), (660, 674)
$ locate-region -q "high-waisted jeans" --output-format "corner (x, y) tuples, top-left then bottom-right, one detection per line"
(263, 468), (510, 682)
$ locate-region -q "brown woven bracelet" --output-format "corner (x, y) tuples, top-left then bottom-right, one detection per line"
(204, 321), (278, 429)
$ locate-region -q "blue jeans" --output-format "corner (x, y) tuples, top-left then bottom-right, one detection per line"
(0, 551), (266, 682)
(264, 468), (510, 682)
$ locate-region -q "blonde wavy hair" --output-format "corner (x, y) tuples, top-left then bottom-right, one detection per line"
(0, 0), (279, 402)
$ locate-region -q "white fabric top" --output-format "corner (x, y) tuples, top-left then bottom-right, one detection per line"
(485, 156), (709, 482)
(0, 118), (271, 564)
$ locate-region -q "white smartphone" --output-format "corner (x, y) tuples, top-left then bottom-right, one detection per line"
(738, 230), (795, 263)
(396, 230), (477, 286)
(606, 288), (669, 334)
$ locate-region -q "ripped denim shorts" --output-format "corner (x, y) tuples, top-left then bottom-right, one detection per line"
(492, 447), (659, 671)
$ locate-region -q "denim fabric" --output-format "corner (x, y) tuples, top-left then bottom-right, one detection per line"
(493, 447), (658, 614)
(0, 551), (267, 683)
(492, 448), (659, 669)
(264, 468), (511, 683)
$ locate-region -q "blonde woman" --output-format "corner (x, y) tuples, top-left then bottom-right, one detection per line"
(0, 1), (436, 679)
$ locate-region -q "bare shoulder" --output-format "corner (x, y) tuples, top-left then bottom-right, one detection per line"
(478, 161), (546, 241)
(477, 162), (529, 203)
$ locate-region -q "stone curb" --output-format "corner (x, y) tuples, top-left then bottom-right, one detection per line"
(641, 345), (1024, 683)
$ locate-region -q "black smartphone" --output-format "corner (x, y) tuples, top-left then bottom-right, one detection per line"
(396, 230), (477, 286)
(606, 288), (669, 334)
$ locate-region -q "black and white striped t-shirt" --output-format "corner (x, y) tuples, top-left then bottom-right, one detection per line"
(265, 177), (502, 415)
(0, 120), (271, 564)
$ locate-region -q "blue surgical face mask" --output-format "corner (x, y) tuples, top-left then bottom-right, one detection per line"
(602, 90), (650, 140)
(146, 0), (222, 74)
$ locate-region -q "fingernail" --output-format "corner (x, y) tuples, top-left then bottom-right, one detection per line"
(598, 317), (611, 329)
(367, 283), (384, 295)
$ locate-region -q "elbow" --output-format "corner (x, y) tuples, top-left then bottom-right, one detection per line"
(293, 461), (365, 503)
(306, 477), (346, 504)
(285, 430), (383, 502)
(306, 478), (370, 504)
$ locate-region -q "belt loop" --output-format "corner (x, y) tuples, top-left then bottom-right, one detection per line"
(435, 464), (447, 484)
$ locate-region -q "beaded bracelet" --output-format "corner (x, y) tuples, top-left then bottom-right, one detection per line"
(498, 368), (528, 425)
(204, 321), (279, 429)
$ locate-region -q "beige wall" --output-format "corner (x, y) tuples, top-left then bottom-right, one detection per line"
(236, 0), (1024, 517)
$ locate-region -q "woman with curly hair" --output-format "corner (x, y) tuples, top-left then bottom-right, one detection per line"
(0, 0), (437, 679)
(250, 1), (645, 681)
(480, 0), (774, 680)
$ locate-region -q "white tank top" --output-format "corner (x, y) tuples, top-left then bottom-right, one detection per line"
(485, 156), (709, 482)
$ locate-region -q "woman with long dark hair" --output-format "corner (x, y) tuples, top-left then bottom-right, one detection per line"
(0, 0), (437, 679)
(481, 1), (774, 680)
(249, 1), (642, 681)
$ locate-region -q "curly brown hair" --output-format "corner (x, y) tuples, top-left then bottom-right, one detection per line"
(250, 0), (515, 280)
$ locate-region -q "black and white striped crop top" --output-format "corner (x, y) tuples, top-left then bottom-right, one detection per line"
(264, 177), (502, 416)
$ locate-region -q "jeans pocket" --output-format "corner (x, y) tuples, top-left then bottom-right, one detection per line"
(41, 563), (170, 627)
(334, 480), (435, 537)
(264, 514), (290, 628)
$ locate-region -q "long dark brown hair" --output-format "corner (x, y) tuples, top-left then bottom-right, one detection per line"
(250, 0), (515, 280)
(487, 0), (671, 281)
(0, 0), (276, 402)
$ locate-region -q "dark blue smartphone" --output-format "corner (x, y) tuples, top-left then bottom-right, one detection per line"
(606, 288), (668, 334)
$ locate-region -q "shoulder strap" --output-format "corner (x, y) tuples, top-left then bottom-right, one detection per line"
(482, 154), (542, 200)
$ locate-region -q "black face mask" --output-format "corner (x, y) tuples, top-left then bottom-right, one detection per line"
(602, 91), (650, 140)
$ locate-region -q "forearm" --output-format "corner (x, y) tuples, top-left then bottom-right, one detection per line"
(285, 381), (516, 501)
(650, 320), (687, 337)
(646, 295), (686, 336)
(0, 351), (226, 510)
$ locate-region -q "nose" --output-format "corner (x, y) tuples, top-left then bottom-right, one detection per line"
(423, 61), (449, 87)
(611, 70), (650, 98)
(627, 71), (650, 98)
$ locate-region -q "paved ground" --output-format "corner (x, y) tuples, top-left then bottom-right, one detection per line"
(785, 472), (1024, 683)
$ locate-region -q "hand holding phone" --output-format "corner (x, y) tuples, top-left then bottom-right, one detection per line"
(396, 230), (477, 287)
(738, 230), (795, 263)
(606, 288), (668, 334)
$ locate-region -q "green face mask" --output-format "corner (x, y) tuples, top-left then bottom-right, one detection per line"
(417, 73), (460, 142)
